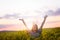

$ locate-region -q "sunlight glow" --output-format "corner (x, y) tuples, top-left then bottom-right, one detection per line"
(0, 0), (60, 30)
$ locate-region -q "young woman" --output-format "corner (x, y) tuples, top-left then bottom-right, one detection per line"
(19, 15), (48, 38)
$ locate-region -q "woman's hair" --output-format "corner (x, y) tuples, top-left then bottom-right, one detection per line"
(32, 23), (38, 32)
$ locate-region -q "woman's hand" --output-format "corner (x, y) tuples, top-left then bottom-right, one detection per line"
(19, 18), (27, 26)
(44, 15), (48, 19)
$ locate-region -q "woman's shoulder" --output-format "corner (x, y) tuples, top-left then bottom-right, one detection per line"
(37, 29), (41, 33)
(26, 30), (32, 33)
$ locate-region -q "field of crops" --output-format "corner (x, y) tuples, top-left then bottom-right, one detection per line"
(0, 28), (60, 40)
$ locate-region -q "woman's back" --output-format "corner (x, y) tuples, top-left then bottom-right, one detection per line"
(29, 23), (41, 38)
(30, 29), (41, 38)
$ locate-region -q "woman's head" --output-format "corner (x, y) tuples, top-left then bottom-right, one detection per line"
(32, 23), (38, 32)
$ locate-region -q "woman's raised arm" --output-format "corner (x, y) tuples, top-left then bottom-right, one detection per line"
(39, 15), (48, 30)
(19, 19), (29, 30)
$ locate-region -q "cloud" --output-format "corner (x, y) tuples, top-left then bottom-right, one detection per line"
(47, 8), (60, 16)
(0, 25), (7, 29)
(54, 8), (60, 15)
(35, 8), (60, 17)
(0, 8), (60, 19)
(0, 13), (20, 19)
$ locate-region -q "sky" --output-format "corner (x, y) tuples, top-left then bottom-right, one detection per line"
(0, 0), (60, 31)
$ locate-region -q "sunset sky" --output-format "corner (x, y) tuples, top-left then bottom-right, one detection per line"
(0, 0), (60, 31)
